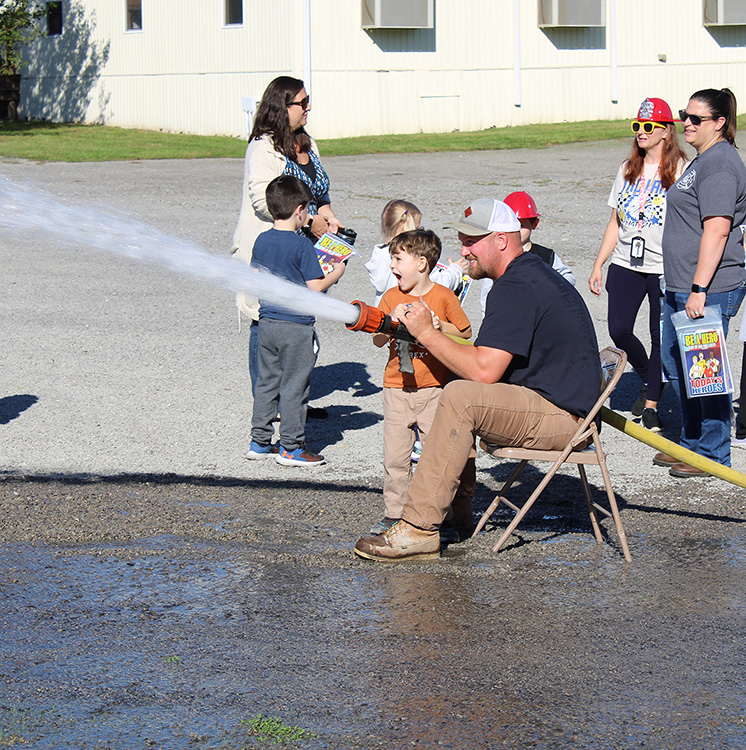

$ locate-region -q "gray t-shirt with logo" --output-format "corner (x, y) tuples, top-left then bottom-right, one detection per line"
(662, 140), (746, 293)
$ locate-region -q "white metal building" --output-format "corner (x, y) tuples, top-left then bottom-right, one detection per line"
(18, 0), (746, 139)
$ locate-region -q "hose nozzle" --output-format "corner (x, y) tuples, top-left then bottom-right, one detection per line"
(346, 299), (413, 340)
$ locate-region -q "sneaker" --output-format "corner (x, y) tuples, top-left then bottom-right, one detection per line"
(732, 436), (746, 450)
(631, 385), (647, 417)
(354, 519), (440, 561)
(367, 517), (399, 536)
(245, 441), (279, 460)
(410, 440), (422, 463)
(275, 446), (325, 466)
(641, 408), (663, 433)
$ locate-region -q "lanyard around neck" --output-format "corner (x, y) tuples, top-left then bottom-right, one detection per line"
(637, 165), (660, 233)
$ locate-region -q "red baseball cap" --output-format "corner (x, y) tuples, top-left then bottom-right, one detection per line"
(636, 97), (677, 123)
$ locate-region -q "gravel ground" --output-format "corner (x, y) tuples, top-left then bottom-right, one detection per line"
(1, 144), (746, 749)
(1, 142), (744, 487)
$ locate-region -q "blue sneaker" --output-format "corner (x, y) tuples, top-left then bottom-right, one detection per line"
(245, 441), (279, 460)
(275, 446), (325, 466)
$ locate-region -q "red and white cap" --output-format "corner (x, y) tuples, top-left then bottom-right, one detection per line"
(503, 191), (541, 220)
(637, 97), (676, 123)
(451, 199), (520, 236)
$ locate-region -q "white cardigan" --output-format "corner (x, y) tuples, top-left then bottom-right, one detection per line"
(231, 133), (322, 320)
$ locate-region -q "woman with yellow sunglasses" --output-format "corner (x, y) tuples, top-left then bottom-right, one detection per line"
(589, 97), (687, 432)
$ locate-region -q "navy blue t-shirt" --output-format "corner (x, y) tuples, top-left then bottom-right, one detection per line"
(250, 227), (324, 325)
(476, 253), (601, 418)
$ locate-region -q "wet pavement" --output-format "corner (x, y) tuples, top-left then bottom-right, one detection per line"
(1, 474), (745, 749)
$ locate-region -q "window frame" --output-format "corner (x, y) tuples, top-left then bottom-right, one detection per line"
(125, 0), (143, 32)
(224, 0), (244, 27)
(46, 1), (63, 36)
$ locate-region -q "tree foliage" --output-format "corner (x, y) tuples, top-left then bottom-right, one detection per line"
(0, 0), (46, 74)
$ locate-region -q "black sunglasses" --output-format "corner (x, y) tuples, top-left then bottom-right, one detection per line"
(289, 96), (311, 110)
(678, 110), (715, 126)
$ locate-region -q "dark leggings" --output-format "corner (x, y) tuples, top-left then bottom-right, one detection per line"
(737, 343), (746, 440)
(606, 263), (663, 403)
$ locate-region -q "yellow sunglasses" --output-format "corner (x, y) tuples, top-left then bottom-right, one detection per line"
(631, 120), (667, 134)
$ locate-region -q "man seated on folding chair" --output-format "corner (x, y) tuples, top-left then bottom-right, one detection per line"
(354, 198), (602, 562)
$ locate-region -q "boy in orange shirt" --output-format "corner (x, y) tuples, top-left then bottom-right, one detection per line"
(369, 229), (472, 535)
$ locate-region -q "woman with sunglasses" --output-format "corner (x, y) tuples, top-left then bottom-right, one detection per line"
(655, 88), (746, 476)
(589, 98), (687, 432)
(231, 76), (344, 401)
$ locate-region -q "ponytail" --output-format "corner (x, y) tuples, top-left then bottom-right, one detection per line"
(380, 199), (422, 243)
(691, 87), (738, 147)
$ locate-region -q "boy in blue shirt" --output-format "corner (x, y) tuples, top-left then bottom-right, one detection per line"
(247, 175), (346, 466)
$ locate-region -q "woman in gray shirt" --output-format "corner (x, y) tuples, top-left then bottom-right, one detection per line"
(657, 88), (746, 475)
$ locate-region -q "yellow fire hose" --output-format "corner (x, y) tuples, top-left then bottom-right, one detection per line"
(409, 327), (746, 488)
(601, 406), (746, 488)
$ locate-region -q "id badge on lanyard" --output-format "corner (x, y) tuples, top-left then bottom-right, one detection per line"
(630, 236), (645, 266)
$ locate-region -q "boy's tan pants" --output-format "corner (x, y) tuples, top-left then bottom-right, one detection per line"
(382, 386), (442, 519)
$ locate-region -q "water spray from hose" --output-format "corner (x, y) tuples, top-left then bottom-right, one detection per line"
(0, 176), (360, 326)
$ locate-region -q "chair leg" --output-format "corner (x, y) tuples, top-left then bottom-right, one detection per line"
(595, 440), (632, 563)
(472, 460), (527, 537)
(491, 461), (565, 553)
(578, 464), (604, 544)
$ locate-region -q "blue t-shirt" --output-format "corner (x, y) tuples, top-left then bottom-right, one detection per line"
(250, 227), (324, 325)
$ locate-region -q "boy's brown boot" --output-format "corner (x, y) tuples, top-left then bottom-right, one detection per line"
(354, 519), (440, 562)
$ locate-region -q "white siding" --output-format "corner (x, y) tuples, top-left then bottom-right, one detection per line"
(18, 0), (746, 139)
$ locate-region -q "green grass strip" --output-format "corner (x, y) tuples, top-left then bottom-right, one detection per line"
(0, 121), (247, 162)
(2, 116), (745, 162)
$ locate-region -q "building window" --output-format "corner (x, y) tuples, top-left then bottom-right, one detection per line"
(704, 0), (746, 25)
(538, 0), (605, 27)
(127, 0), (142, 31)
(225, 0), (243, 26)
(47, 2), (62, 36)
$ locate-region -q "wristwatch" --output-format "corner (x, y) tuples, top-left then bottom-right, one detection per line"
(691, 283), (708, 294)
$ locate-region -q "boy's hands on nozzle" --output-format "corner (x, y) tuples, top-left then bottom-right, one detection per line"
(398, 298), (435, 339)
(390, 302), (410, 322)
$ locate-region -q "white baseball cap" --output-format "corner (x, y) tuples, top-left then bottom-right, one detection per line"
(452, 199), (521, 236)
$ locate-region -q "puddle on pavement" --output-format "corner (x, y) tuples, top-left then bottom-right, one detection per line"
(1, 529), (746, 748)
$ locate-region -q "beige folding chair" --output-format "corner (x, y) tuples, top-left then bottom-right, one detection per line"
(473, 347), (631, 562)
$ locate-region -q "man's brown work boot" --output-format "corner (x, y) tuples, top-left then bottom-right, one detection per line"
(354, 519), (440, 562)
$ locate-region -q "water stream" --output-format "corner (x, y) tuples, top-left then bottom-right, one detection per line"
(0, 176), (359, 325)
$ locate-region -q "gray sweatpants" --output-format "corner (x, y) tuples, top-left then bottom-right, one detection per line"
(251, 318), (318, 451)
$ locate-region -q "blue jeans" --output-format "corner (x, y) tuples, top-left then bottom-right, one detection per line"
(661, 284), (746, 466)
